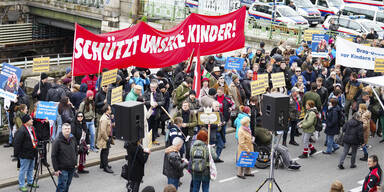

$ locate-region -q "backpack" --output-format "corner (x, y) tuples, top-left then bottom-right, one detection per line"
(314, 112), (322, 132)
(190, 144), (208, 173)
(47, 87), (65, 102)
(171, 85), (184, 107)
(338, 109), (345, 127)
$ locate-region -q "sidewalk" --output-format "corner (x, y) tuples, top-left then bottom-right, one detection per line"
(0, 127), (235, 188)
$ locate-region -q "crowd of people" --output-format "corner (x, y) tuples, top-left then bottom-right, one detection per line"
(3, 37), (384, 192)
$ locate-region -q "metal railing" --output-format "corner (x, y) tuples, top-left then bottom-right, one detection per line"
(2, 53), (72, 70)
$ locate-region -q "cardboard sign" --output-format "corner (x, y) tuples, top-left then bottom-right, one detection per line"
(224, 57), (244, 71)
(236, 151), (259, 167)
(198, 112), (221, 125)
(257, 73), (269, 89)
(33, 57), (50, 73)
(111, 86), (123, 105)
(0, 63), (22, 101)
(303, 29), (321, 42)
(374, 58), (384, 73)
(251, 80), (266, 96)
(101, 69), (118, 87)
(271, 72), (286, 88)
(36, 101), (58, 121)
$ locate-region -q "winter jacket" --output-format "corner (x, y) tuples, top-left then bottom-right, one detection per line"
(303, 91), (322, 111)
(362, 164), (382, 192)
(186, 97), (200, 112)
(190, 140), (217, 178)
(342, 118), (364, 145)
(78, 101), (96, 121)
(345, 80), (363, 101)
(325, 106), (341, 136)
(71, 118), (89, 145)
(125, 143), (149, 182)
(33, 118), (50, 141)
(360, 110), (371, 145)
(59, 107), (75, 124)
(300, 108), (317, 133)
(46, 84), (67, 102)
(234, 113), (250, 139)
(97, 113), (112, 149)
(71, 83), (88, 109)
(95, 90), (107, 115)
(216, 94), (233, 122)
(125, 89), (139, 101)
(162, 146), (188, 179)
(128, 77), (150, 95)
(173, 110), (197, 137)
(13, 125), (37, 160)
(316, 86), (329, 106)
(174, 82), (191, 108)
(143, 90), (164, 120)
(167, 125), (185, 147)
(237, 126), (254, 160)
(290, 75), (307, 87)
(241, 77), (252, 99)
(289, 95), (302, 121)
(51, 133), (77, 171)
(32, 81), (51, 101)
(229, 82), (245, 109)
(81, 75), (98, 96)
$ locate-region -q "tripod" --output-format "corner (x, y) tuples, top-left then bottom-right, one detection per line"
(256, 133), (282, 192)
(30, 143), (57, 192)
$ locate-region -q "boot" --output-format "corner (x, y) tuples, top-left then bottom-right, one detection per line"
(298, 153), (308, 159)
(282, 141), (287, 147)
(310, 148), (317, 156)
(360, 154), (368, 161)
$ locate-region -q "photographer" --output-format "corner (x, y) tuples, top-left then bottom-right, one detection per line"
(123, 140), (150, 192)
(31, 103), (50, 167)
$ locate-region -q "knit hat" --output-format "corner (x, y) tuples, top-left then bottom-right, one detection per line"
(156, 70), (165, 77)
(208, 88), (217, 96)
(202, 77), (209, 83)
(86, 90), (94, 98)
(65, 67), (71, 74)
(189, 90), (196, 96)
(62, 78), (71, 85)
(232, 74), (239, 81)
(196, 130), (208, 142)
(241, 106), (250, 114)
(40, 73), (48, 80)
(22, 114), (32, 124)
(158, 82), (166, 90)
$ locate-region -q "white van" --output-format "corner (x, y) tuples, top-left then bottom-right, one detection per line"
(309, 0), (344, 21)
(341, 4), (384, 29)
(248, 2), (310, 29)
(343, 0), (384, 7)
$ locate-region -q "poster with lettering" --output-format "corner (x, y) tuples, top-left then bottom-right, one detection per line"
(101, 69), (118, 87)
(0, 63), (22, 101)
(111, 86), (123, 105)
(36, 101), (58, 121)
(236, 151), (259, 167)
(33, 57), (50, 73)
(374, 58), (384, 73)
(271, 72), (286, 88)
(311, 34), (329, 58)
(250, 80), (266, 96)
(257, 73), (269, 89)
(224, 57), (244, 70)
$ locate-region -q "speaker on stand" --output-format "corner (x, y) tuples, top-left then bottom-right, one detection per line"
(114, 101), (145, 142)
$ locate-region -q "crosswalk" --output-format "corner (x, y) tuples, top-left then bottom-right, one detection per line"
(349, 180), (364, 192)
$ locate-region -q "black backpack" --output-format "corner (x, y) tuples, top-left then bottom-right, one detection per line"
(314, 112), (322, 132)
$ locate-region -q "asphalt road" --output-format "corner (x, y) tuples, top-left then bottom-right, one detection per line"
(1, 131), (383, 192)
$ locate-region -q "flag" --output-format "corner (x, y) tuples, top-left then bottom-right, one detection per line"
(185, 48), (195, 73)
(193, 47), (201, 98)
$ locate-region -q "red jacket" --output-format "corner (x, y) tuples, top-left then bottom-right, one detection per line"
(363, 165), (382, 192)
(81, 75), (97, 95)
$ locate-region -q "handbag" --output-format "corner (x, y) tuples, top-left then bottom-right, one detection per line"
(208, 145), (217, 180)
(370, 120), (377, 135)
(335, 132), (344, 146)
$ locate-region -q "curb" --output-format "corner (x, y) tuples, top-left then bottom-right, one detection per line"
(0, 129), (235, 189)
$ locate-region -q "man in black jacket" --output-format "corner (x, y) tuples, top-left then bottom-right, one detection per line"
(52, 123), (77, 192)
(144, 81), (164, 145)
(14, 115), (38, 192)
(32, 73), (51, 101)
(241, 70), (253, 101)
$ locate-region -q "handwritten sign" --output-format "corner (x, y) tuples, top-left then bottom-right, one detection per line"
(257, 73), (269, 89)
(271, 72), (286, 88)
(33, 57), (50, 73)
(101, 69), (118, 86)
(198, 112), (221, 125)
(236, 151), (259, 167)
(374, 58), (384, 73)
(251, 80), (266, 96)
(111, 86), (123, 105)
(224, 57), (244, 71)
(36, 101), (58, 121)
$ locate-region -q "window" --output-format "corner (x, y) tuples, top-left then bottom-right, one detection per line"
(348, 21), (361, 31)
(318, 0), (328, 7)
(338, 18), (349, 28)
(376, 11), (384, 23)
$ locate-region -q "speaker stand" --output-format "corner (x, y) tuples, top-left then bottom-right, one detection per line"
(256, 133), (282, 192)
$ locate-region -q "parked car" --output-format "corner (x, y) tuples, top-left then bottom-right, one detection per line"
(341, 4), (384, 29)
(310, 0), (344, 21)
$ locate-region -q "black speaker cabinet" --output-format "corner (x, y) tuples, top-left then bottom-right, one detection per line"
(262, 93), (289, 132)
(114, 101), (144, 141)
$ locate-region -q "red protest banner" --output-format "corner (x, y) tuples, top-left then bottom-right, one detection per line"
(72, 7), (246, 76)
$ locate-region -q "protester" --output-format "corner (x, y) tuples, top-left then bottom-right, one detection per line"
(125, 84), (142, 101)
(79, 90), (97, 152)
(163, 137), (188, 190)
(124, 140), (150, 192)
(52, 123), (77, 192)
(58, 96), (75, 124)
(13, 115), (38, 192)
(31, 104), (50, 167)
(81, 74), (98, 96)
(285, 87), (301, 146)
(362, 155), (382, 192)
(71, 112), (90, 175)
(71, 83), (88, 110)
(174, 77), (193, 109)
(144, 81), (164, 145)
(323, 98), (341, 154)
(32, 73), (51, 101)
(237, 116), (254, 179)
(358, 104), (371, 162)
(344, 72), (364, 120)
(163, 184), (177, 192)
(298, 100), (318, 158)
(97, 104), (114, 173)
(339, 112), (364, 169)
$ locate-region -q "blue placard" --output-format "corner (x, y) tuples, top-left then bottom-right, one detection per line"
(36, 101), (58, 121)
(0, 63), (22, 101)
(236, 151), (259, 167)
(224, 57), (244, 71)
(311, 34), (329, 58)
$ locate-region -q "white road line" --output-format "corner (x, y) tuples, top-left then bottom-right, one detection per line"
(218, 170), (259, 183)
(292, 158), (299, 161)
(348, 180), (364, 192)
(358, 180), (364, 185)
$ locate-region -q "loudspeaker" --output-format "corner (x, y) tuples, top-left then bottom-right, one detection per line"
(262, 93), (289, 132)
(114, 101), (144, 141)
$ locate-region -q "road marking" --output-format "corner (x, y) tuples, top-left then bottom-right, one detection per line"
(292, 158), (299, 161)
(348, 180), (364, 192)
(294, 150), (323, 160)
(218, 170), (259, 183)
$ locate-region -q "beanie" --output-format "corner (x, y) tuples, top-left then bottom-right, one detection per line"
(208, 88), (217, 96)
(189, 90), (196, 96)
(232, 74), (239, 81)
(22, 114), (32, 124)
(86, 90), (94, 98)
(40, 73), (48, 80)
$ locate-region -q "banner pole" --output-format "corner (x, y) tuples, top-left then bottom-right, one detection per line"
(71, 23), (78, 90)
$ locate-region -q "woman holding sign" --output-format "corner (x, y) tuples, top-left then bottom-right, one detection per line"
(237, 116), (254, 179)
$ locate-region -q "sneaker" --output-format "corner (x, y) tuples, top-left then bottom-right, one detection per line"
(289, 141), (299, 146)
(237, 175), (246, 179)
(298, 154), (308, 159)
(3, 143), (12, 148)
(333, 147), (340, 153)
(19, 187), (28, 192)
(214, 159), (224, 163)
(350, 165), (357, 168)
(322, 151), (331, 155)
(338, 164), (344, 170)
(91, 148), (99, 153)
(27, 183), (39, 188)
(244, 173), (255, 177)
(78, 170), (90, 174)
(309, 149), (317, 156)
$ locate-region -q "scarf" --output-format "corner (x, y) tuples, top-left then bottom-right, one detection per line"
(25, 125), (38, 148)
(293, 96), (301, 112)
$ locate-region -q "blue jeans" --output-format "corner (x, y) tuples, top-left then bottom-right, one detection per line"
(221, 124), (227, 144)
(167, 177), (180, 190)
(57, 169), (74, 192)
(19, 158), (35, 188)
(192, 177), (210, 192)
(363, 145), (368, 156)
(216, 132), (224, 158)
(6, 111), (12, 144)
(86, 121), (96, 149)
(326, 135), (339, 153)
